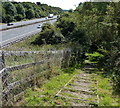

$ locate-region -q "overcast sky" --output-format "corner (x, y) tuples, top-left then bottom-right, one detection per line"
(9, 0), (87, 10)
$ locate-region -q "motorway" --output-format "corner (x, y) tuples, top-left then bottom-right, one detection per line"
(0, 16), (55, 30)
(0, 18), (57, 47)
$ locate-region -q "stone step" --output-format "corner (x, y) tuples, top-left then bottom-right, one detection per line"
(64, 87), (97, 95)
(57, 94), (97, 104)
(61, 90), (97, 100)
(75, 76), (96, 81)
(72, 79), (96, 84)
(66, 85), (95, 92)
(68, 83), (97, 90)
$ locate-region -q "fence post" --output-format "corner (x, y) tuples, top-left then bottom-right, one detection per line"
(0, 51), (9, 106)
(47, 50), (51, 79)
(0, 69), (2, 106)
(0, 50), (4, 106)
(0, 51), (5, 71)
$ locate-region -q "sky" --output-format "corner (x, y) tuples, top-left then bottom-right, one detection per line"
(9, 0), (87, 10)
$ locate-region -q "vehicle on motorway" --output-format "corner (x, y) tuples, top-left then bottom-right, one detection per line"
(45, 17), (48, 20)
(37, 25), (42, 28)
(7, 23), (14, 26)
(48, 14), (54, 18)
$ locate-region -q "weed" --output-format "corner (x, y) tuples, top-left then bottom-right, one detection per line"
(24, 69), (78, 106)
(94, 73), (119, 106)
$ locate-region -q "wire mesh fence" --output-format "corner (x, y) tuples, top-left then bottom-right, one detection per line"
(0, 48), (74, 106)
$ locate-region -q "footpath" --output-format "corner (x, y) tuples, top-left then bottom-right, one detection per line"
(56, 65), (98, 106)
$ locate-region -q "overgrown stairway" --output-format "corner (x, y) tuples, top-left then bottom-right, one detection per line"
(55, 64), (98, 106)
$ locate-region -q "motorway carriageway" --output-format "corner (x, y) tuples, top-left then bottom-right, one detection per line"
(0, 18), (57, 47)
(0, 16), (57, 31)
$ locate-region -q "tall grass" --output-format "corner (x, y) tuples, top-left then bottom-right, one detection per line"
(24, 68), (78, 106)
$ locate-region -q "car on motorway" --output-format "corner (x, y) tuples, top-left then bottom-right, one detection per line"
(37, 25), (42, 28)
(7, 23), (14, 26)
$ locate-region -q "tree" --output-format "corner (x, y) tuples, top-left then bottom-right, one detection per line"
(6, 14), (14, 23)
(25, 9), (35, 19)
(1, 1), (62, 22)
(57, 17), (75, 39)
(35, 12), (40, 18)
(22, 2), (33, 10)
(16, 3), (25, 18)
(1, 6), (6, 23)
(3, 2), (17, 16)
(15, 14), (23, 21)
(36, 2), (41, 5)
(68, 9), (73, 13)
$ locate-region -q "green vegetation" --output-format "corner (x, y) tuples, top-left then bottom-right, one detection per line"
(1, 1), (62, 23)
(24, 67), (119, 106)
(53, 2), (120, 94)
(2, 25), (73, 51)
(24, 69), (78, 106)
(2, 1), (120, 106)
(85, 52), (104, 63)
(93, 72), (120, 106)
(32, 23), (64, 45)
(5, 53), (43, 66)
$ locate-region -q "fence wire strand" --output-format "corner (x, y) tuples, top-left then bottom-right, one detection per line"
(0, 48), (73, 106)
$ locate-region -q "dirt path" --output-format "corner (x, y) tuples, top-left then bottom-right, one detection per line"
(56, 67), (98, 106)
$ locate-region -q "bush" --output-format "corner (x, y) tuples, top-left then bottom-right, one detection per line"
(32, 23), (64, 45)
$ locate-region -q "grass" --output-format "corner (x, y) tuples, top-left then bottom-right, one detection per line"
(5, 53), (44, 66)
(2, 32), (71, 51)
(8, 63), (48, 83)
(0, 23), (5, 25)
(2, 33), (43, 51)
(23, 68), (79, 106)
(93, 72), (120, 106)
(1, 31), (79, 106)
(84, 58), (120, 106)
(7, 54), (62, 84)
(2, 28), (119, 106)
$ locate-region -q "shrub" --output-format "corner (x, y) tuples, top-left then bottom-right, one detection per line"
(32, 23), (64, 45)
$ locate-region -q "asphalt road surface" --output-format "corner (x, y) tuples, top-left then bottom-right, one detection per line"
(0, 16), (56, 30)
(0, 18), (57, 47)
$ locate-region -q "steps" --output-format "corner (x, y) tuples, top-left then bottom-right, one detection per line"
(55, 69), (98, 106)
